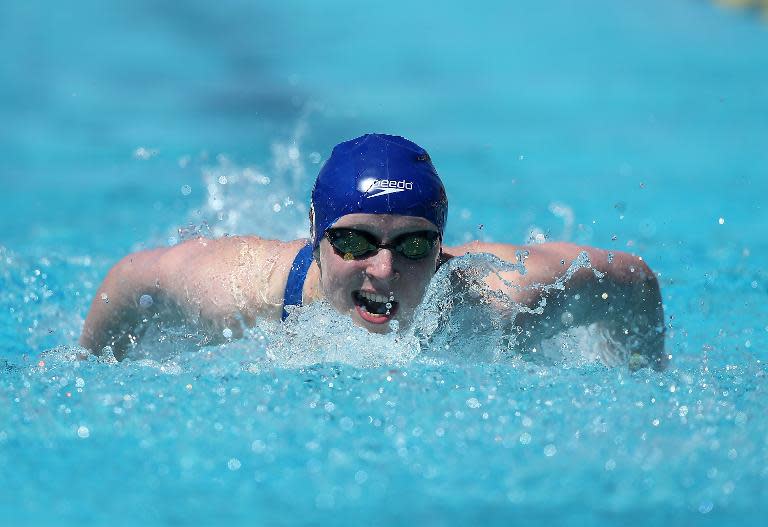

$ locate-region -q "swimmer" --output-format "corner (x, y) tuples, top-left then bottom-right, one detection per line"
(80, 134), (667, 370)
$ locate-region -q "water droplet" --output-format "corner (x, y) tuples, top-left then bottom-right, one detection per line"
(139, 294), (153, 308)
(340, 417), (354, 431)
(133, 147), (158, 160)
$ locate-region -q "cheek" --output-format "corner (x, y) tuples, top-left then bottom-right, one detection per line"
(401, 260), (437, 297)
(321, 261), (363, 304)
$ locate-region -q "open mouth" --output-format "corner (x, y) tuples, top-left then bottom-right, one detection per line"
(352, 290), (399, 324)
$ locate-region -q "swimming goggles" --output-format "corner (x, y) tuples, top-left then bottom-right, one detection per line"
(325, 228), (439, 260)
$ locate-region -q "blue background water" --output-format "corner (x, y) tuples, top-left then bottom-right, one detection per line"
(2, 0), (767, 525)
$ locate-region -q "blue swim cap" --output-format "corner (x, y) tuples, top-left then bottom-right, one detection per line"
(310, 134), (448, 249)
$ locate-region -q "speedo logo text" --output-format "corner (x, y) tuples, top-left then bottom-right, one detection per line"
(360, 178), (413, 198)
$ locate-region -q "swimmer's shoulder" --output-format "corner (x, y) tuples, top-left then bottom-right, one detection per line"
(441, 240), (603, 288)
(138, 235), (314, 320)
(445, 240), (597, 264)
(444, 240), (647, 284)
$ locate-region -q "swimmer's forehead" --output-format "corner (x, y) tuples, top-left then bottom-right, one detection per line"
(332, 213), (439, 236)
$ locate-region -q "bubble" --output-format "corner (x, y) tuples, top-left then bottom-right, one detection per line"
(560, 311), (574, 326)
(519, 432), (531, 445)
(354, 470), (368, 484)
(466, 397), (481, 409)
(718, 217), (725, 225)
(698, 501), (714, 514)
(309, 152), (322, 164)
(601, 292), (609, 300)
(544, 444), (557, 457)
(77, 426), (90, 439)
(100, 293), (109, 304)
(218, 175), (228, 185)
(605, 459), (616, 471)
(607, 252), (614, 263)
(133, 147), (158, 160)
(222, 328), (233, 339)
(227, 458), (241, 471)
(181, 185), (192, 196)
(139, 294), (153, 308)
(340, 417), (354, 431)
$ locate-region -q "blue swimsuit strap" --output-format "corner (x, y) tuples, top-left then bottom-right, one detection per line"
(282, 241), (314, 320)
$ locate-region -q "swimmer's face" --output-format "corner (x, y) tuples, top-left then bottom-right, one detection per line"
(317, 214), (441, 333)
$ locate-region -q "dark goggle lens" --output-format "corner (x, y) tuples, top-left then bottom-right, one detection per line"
(396, 234), (435, 259)
(327, 229), (437, 260)
(328, 230), (376, 257)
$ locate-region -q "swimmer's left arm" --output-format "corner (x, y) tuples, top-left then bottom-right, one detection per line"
(512, 243), (667, 371)
(453, 242), (667, 371)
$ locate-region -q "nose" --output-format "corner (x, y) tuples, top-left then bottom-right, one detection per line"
(364, 248), (398, 283)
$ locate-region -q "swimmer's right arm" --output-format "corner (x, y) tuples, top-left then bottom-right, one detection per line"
(79, 236), (296, 359)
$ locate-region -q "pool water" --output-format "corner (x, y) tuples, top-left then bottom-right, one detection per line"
(2, 0), (768, 525)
